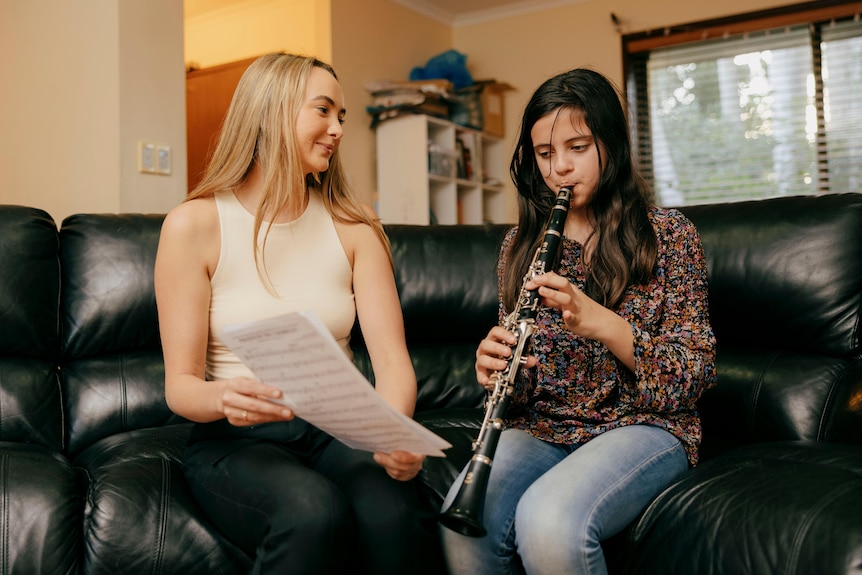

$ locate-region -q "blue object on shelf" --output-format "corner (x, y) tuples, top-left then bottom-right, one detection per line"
(410, 50), (473, 90)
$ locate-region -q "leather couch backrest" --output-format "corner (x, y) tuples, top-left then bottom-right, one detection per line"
(56, 215), (507, 454)
(680, 193), (862, 358)
(9, 193), (860, 459)
(679, 193), (862, 456)
(352, 224), (510, 412)
(0, 206), (63, 450)
(386, 224), (509, 344)
(59, 213), (183, 456)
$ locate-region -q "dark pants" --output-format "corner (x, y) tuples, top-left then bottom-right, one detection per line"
(183, 419), (443, 575)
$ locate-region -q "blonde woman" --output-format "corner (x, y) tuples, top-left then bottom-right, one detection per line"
(155, 53), (441, 575)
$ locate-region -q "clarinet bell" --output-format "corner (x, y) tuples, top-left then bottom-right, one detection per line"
(438, 460), (492, 537)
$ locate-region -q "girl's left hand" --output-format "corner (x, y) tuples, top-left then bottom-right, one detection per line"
(373, 450), (425, 481)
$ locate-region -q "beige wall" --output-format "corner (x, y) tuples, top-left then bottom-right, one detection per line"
(119, 0), (188, 216)
(184, 0), (332, 67)
(331, 0), (452, 210)
(0, 0), (186, 225)
(1, 0), (801, 223)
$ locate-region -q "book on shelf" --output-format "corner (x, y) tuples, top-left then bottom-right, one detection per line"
(457, 133), (477, 182)
(455, 138), (466, 180)
(365, 79), (456, 128)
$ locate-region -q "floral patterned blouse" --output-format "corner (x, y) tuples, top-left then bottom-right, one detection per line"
(504, 207), (716, 466)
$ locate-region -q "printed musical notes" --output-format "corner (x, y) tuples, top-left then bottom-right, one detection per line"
(221, 311), (451, 456)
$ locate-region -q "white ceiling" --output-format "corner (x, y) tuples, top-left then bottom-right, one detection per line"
(390, 0), (581, 25)
(185, 0), (581, 26)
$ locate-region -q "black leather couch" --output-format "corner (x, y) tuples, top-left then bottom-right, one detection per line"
(1, 193), (860, 574)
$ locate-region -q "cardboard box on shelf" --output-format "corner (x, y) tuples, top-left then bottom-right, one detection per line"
(477, 81), (514, 138)
(450, 84), (484, 131)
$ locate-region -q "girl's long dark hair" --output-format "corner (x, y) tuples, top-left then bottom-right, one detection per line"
(505, 68), (657, 311)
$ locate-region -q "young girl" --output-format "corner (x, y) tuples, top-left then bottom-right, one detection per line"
(155, 53), (441, 575)
(440, 68), (716, 575)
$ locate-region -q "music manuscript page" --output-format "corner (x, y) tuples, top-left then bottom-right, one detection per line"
(221, 311), (451, 457)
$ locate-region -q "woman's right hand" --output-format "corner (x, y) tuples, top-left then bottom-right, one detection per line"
(220, 377), (295, 426)
(475, 326), (538, 391)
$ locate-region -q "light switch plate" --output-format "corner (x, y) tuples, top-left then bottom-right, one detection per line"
(138, 141), (156, 173)
(156, 145), (172, 175)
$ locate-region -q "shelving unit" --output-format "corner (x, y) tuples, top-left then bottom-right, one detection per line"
(375, 114), (507, 225)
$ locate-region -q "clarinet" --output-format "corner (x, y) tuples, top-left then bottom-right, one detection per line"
(439, 186), (572, 537)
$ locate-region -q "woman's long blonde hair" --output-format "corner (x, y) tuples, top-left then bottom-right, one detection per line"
(188, 52), (390, 292)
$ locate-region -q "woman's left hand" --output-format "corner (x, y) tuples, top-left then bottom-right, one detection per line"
(373, 450), (425, 481)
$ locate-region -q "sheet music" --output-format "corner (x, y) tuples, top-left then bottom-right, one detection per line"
(221, 311), (451, 457)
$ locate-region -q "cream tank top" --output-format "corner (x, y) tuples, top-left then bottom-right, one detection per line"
(206, 190), (355, 382)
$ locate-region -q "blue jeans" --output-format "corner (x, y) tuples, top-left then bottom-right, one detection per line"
(440, 425), (688, 575)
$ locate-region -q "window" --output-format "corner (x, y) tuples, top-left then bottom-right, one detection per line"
(624, 2), (862, 206)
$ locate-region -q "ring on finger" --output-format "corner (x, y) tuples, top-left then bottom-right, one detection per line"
(242, 410), (248, 421)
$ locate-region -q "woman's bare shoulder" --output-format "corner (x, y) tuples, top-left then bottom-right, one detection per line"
(162, 196), (219, 240)
(157, 195), (222, 276)
(331, 202), (379, 234)
(331, 201), (386, 262)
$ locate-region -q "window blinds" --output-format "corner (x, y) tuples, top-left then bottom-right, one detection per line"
(639, 18), (862, 206)
(821, 19), (862, 193)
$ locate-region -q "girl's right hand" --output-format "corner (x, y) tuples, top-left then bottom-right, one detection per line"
(475, 325), (538, 390)
(220, 377), (295, 426)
